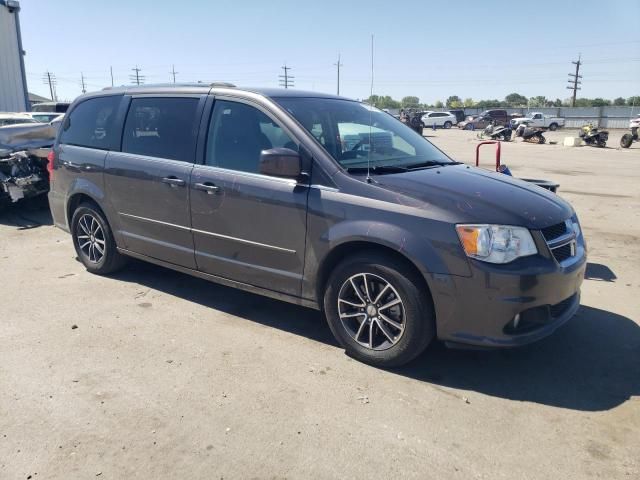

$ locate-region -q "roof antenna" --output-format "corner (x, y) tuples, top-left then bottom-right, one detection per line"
(366, 34), (374, 184)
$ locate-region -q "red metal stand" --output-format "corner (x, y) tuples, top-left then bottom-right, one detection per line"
(475, 141), (501, 172)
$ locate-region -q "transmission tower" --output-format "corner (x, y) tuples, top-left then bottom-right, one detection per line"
(129, 65), (145, 86)
(334, 54), (343, 95)
(42, 71), (57, 101)
(279, 64), (294, 89)
(567, 55), (582, 107)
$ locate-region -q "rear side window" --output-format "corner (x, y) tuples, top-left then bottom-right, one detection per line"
(121, 97), (200, 162)
(60, 96), (121, 149)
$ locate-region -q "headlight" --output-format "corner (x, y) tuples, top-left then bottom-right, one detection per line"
(456, 224), (537, 264)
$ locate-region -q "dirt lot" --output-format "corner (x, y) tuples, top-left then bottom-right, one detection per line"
(1, 128), (638, 479)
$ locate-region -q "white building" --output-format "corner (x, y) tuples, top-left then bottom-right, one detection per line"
(0, 0), (28, 112)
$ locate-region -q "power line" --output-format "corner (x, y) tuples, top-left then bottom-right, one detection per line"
(169, 64), (179, 84)
(567, 54), (582, 107)
(129, 65), (145, 85)
(278, 64), (294, 89)
(334, 54), (343, 95)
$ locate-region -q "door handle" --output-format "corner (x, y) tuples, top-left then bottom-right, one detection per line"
(62, 160), (82, 169)
(162, 176), (186, 187)
(193, 182), (220, 194)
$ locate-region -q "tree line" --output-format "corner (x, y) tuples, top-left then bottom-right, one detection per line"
(366, 93), (640, 110)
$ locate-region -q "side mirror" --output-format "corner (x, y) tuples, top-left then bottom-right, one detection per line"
(259, 147), (302, 180)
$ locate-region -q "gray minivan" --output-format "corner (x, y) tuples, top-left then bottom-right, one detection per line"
(48, 84), (586, 367)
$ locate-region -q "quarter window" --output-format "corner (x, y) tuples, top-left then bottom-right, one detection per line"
(206, 100), (296, 174)
(121, 97), (200, 161)
(60, 96), (121, 149)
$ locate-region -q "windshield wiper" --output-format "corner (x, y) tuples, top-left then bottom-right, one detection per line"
(403, 160), (462, 170)
(345, 165), (408, 174)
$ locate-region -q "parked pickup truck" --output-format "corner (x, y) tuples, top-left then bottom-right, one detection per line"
(510, 112), (565, 131)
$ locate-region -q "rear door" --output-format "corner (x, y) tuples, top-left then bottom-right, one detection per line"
(104, 95), (205, 268)
(189, 97), (309, 296)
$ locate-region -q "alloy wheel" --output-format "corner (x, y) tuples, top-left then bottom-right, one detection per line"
(337, 273), (406, 350)
(76, 213), (106, 264)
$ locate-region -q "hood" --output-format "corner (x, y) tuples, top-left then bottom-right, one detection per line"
(0, 122), (58, 152)
(371, 164), (573, 229)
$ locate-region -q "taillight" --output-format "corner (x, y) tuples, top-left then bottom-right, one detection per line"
(47, 149), (55, 175)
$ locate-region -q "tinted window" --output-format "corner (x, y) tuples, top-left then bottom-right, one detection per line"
(206, 100), (296, 174)
(60, 96), (121, 149)
(122, 97), (200, 161)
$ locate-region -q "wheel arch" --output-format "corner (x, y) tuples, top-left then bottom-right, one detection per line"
(315, 240), (435, 313)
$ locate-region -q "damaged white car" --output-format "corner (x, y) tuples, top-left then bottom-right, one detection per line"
(0, 118), (59, 206)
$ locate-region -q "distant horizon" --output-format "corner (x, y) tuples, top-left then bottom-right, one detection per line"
(19, 0), (640, 104)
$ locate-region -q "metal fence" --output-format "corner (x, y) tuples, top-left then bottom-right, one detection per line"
(393, 106), (638, 129)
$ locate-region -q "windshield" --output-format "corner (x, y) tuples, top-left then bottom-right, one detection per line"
(275, 98), (452, 170)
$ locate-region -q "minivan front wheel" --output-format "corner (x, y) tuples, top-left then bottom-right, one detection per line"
(71, 203), (127, 275)
(324, 253), (435, 367)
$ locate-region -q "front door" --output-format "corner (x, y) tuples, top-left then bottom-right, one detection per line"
(189, 99), (308, 296)
(105, 95), (205, 268)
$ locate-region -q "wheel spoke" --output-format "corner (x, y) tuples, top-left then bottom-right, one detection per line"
(368, 319), (374, 348)
(94, 238), (105, 246)
(362, 274), (371, 300)
(339, 298), (365, 308)
(79, 217), (90, 235)
(379, 312), (404, 332)
(376, 318), (396, 343)
(354, 317), (368, 341)
(373, 284), (390, 304)
(339, 312), (366, 319)
(79, 240), (91, 250)
(379, 298), (401, 312)
(94, 242), (104, 255)
(349, 278), (367, 305)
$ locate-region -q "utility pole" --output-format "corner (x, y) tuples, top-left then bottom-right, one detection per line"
(169, 64), (178, 84)
(110, 66), (114, 87)
(42, 71), (57, 101)
(80, 72), (86, 94)
(567, 54), (582, 107)
(334, 54), (343, 95)
(278, 64), (294, 89)
(129, 65), (145, 86)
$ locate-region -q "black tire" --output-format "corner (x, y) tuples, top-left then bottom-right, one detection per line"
(464, 124), (473, 130)
(537, 134), (546, 144)
(548, 123), (558, 131)
(323, 252), (436, 368)
(443, 121), (452, 129)
(71, 202), (127, 275)
(597, 140), (606, 148)
(620, 134), (633, 148)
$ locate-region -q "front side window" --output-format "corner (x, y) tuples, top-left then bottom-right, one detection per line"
(206, 100), (297, 174)
(121, 97), (200, 161)
(60, 96), (121, 149)
(276, 98), (451, 170)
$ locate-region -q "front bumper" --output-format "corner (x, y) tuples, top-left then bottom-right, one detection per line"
(430, 236), (587, 348)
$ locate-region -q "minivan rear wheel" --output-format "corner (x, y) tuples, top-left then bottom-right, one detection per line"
(444, 121), (452, 129)
(323, 253), (435, 367)
(71, 203), (127, 275)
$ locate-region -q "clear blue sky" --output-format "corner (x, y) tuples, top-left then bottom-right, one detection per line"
(20, 0), (640, 103)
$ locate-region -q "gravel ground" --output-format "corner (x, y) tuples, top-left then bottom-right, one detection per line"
(1, 128), (638, 479)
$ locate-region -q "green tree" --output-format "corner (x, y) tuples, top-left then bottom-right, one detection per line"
(366, 95), (401, 109)
(475, 99), (501, 108)
(505, 93), (528, 106)
(591, 98), (611, 107)
(613, 97), (626, 106)
(434, 100), (444, 108)
(445, 95), (461, 107)
(552, 98), (563, 107)
(574, 98), (593, 107)
(626, 96), (640, 106)
(401, 96), (420, 108)
(528, 96), (548, 108)
(463, 98), (475, 107)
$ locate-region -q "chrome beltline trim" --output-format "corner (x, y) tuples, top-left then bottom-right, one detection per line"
(120, 212), (296, 254)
